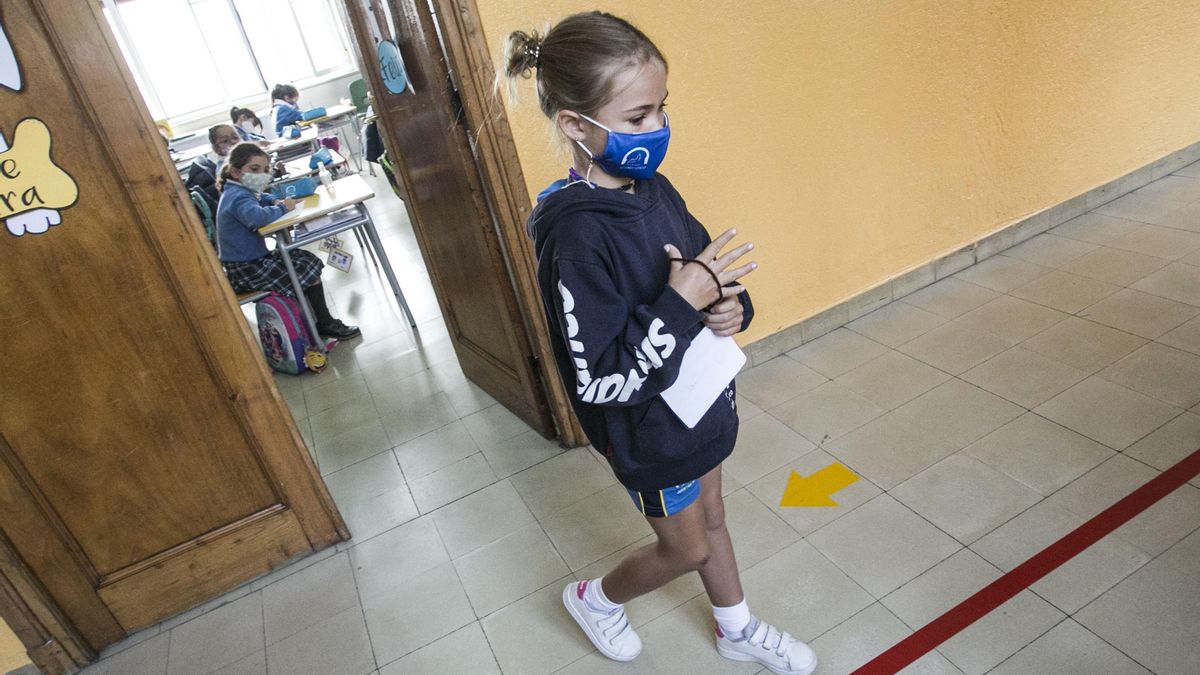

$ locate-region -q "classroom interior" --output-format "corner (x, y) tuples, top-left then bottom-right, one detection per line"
(2, 2), (1199, 675)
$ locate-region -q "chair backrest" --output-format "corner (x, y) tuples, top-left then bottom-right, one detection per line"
(189, 189), (216, 247)
(348, 78), (369, 114)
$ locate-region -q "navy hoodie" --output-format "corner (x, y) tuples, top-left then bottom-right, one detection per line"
(529, 173), (754, 491)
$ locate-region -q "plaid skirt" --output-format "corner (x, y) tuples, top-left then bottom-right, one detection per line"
(224, 249), (323, 296)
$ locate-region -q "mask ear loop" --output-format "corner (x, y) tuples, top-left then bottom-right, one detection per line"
(568, 138), (597, 189)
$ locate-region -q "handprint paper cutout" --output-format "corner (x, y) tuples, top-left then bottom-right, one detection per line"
(0, 118), (78, 236)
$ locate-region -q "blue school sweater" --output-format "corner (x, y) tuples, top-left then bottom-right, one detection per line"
(529, 174), (754, 491)
(216, 181), (285, 262)
(273, 101), (303, 135)
(236, 125), (268, 142)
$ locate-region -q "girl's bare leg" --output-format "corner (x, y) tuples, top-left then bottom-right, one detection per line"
(694, 465), (744, 607)
(598, 465), (743, 606)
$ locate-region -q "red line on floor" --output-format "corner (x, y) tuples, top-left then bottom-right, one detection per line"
(853, 446), (1200, 675)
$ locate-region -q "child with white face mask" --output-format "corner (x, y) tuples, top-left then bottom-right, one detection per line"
(502, 11), (816, 675)
(215, 142), (360, 340)
(231, 107), (268, 142)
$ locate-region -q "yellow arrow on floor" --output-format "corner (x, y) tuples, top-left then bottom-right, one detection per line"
(779, 463), (859, 507)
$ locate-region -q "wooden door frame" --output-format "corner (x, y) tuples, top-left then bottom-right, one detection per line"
(0, 531), (90, 674)
(428, 0), (585, 447)
(342, 0), (586, 447)
(0, 2), (349, 665)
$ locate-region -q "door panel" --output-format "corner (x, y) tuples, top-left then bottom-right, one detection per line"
(0, 1), (346, 657)
(344, 0), (555, 437)
(96, 507), (308, 630)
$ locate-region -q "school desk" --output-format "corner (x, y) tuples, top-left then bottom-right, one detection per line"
(258, 174), (416, 352)
(173, 142), (215, 177)
(268, 126), (320, 161)
(296, 104), (362, 170)
(280, 149), (349, 179)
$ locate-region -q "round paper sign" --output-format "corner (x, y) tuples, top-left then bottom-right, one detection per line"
(378, 40), (408, 94)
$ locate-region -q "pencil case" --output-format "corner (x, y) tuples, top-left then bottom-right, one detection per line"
(269, 176), (317, 200)
(301, 107), (327, 121)
(309, 148), (334, 169)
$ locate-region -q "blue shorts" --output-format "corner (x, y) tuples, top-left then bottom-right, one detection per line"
(627, 479), (701, 518)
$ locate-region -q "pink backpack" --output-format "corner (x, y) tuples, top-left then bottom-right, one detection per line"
(255, 293), (329, 374)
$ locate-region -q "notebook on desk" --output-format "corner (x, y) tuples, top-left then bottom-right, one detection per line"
(293, 207), (358, 237)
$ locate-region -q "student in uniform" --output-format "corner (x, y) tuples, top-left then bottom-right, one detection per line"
(216, 142), (360, 340)
(271, 84), (303, 136)
(231, 107), (268, 141)
(185, 123), (242, 215)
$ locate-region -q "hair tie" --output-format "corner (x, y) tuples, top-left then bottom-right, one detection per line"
(529, 42), (541, 69)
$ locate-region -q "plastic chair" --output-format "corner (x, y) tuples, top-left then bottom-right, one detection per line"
(348, 78), (369, 115)
(189, 189), (216, 248)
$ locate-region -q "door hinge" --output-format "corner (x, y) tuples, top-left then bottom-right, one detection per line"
(528, 353), (544, 385)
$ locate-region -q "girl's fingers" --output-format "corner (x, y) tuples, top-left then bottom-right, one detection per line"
(702, 228), (738, 260)
(720, 262), (758, 284)
(706, 296), (739, 313)
(712, 242), (754, 271)
(664, 244), (683, 270)
(703, 315), (741, 335)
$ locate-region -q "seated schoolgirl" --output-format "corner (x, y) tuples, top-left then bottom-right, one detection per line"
(271, 84), (303, 136)
(216, 142), (361, 340)
(185, 123), (242, 213)
(231, 107), (268, 141)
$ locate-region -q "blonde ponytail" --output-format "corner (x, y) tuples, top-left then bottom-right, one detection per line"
(497, 12), (665, 119)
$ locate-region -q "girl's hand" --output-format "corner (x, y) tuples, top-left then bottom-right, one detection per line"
(664, 228), (757, 311)
(282, 197), (297, 212)
(703, 296), (745, 336)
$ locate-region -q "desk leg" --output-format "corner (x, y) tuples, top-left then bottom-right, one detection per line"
(348, 114), (364, 170)
(359, 207), (417, 328)
(276, 232), (328, 353)
(353, 228), (380, 270)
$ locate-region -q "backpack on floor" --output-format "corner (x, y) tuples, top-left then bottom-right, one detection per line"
(255, 292), (328, 375)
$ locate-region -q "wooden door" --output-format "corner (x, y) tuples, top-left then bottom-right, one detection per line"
(0, 1), (347, 664)
(342, 0), (573, 441)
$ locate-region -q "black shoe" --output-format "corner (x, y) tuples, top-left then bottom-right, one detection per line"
(317, 320), (361, 340)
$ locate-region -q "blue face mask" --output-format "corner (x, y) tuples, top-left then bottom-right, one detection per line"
(576, 112), (670, 180)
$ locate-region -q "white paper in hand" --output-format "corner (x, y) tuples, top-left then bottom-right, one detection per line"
(660, 327), (747, 428)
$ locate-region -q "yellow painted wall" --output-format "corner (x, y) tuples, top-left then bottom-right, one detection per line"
(479, 1), (1200, 343)
(0, 617), (30, 672)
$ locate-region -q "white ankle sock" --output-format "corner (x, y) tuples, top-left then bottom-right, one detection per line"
(584, 577), (621, 614)
(713, 598), (752, 635)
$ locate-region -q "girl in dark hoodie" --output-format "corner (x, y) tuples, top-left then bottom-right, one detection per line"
(503, 12), (815, 675)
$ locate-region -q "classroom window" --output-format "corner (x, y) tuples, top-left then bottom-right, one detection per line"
(102, 0), (353, 121)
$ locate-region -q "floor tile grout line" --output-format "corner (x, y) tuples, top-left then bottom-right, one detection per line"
(1063, 520), (1200, 675)
(345, 537), (387, 674)
(981, 615), (1070, 675)
(257, 587), (267, 675)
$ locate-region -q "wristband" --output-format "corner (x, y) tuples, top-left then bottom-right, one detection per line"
(670, 257), (723, 308)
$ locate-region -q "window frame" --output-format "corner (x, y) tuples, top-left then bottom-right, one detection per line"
(102, 0), (356, 127)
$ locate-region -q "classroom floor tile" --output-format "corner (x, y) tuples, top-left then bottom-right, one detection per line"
(1075, 529), (1200, 675)
(989, 619), (1151, 675)
(81, 158), (1200, 675)
(847, 300), (948, 347)
(890, 453), (1042, 544)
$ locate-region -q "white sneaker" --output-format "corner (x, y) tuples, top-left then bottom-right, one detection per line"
(716, 616), (817, 675)
(562, 580), (642, 661)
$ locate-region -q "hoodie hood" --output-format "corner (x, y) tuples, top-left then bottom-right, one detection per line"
(527, 174), (663, 253)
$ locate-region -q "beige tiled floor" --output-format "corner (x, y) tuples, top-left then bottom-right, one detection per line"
(83, 166), (1200, 675)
